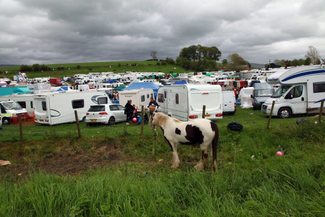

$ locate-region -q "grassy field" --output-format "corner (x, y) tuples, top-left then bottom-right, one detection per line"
(0, 61), (188, 79)
(0, 107), (325, 216)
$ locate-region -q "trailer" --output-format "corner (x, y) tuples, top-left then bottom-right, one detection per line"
(262, 65), (325, 118)
(157, 84), (223, 121)
(34, 90), (110, 125)
(118, 88), (154, 108)
(0, 100), (28, 125)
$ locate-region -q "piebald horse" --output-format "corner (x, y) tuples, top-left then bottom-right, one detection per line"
(150, 112), (219, 171)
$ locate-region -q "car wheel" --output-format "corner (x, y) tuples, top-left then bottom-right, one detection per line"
(108, 117), (115, 125)
(278, 108), (292, 118)
(3, 118), (11, 125)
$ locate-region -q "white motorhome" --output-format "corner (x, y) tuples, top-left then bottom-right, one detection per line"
(0, 100), (28, 124)
(0, 94), (35, 120)
(34, 90), (110, 125)
(262, 65), (325, 118)
(119, 89), (154, 108)
(157, 84), (223, 121)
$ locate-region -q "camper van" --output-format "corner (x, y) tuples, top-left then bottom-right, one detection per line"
(222, 91), (236, 115)
(252, 83), (274, 110)
(34, 90), (110, 125)
(157, 84), (223, 121)
(0, 94), (35, 120)
(262, 65), (325, 118)
(0, 100), (28, 124)
(119, 89), (154, 108)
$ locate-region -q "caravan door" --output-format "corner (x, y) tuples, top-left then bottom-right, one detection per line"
(284, 84), (307, 114)
(167, 87), (188, 121)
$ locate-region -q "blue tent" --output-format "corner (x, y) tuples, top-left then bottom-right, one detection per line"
(122, 82), (159, 98)
(55, 86), (69, 92)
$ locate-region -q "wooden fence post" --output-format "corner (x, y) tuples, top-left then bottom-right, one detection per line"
(74, 110), (82, 138)
(267, 100), (275, 129)
(319, 100), (324, 124)
(202, 105), (206, 118)
(141, 105), (144, 135)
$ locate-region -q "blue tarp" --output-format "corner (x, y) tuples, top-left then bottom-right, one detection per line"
(106, 79), (118, 83)
(174, 80), (187, 85)
(0, 86), (32, 96)
(122, 82), (159, 98)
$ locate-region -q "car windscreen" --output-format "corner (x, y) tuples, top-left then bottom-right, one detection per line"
(88, 106), (105, 112)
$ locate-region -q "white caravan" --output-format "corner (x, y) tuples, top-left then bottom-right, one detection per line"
(157, 84), (223, 121)
(34, 90), (110, 125)
(262, 65), (325, 118)
(119, 89), (154, 108)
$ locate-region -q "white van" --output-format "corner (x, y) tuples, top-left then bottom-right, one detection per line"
(0, 94), (35, 120)
(0, 100), (28, 124)
(222, 91), (236, 115)
(119, 88), (154, 108)
(263, 65), (325, 118)
(157, 84), (223, 121)
(34, 90), (110, 125)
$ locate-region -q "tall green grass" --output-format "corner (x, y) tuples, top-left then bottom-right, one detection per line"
(0, 108), (325, 216)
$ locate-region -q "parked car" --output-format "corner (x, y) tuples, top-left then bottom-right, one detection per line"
(86, 104), (126, 126)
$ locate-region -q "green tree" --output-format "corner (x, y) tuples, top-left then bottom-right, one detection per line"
(304, 57), (311, 65)
(227, 53), (246, 71)
(32, 64), (40, 72)
(19, 65), (32, 72)
(222, 59), (228, 65)
(305, 46), (321, 65)
(165, 57), (175, 65)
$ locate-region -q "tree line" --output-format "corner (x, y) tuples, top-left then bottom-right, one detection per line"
(19, 45), (322, 73)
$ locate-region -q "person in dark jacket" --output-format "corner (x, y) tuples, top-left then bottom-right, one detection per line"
(124, 100), (135, 125)
(148, 97), (159, 115)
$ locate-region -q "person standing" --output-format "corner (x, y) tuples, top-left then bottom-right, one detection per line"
(124, 100), (135, 125)
(148, 97), (159, 115)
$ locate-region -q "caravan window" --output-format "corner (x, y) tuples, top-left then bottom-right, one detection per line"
(164, 91), (167, 98)
(42, 101), (47, 111)
(313, 82), (325, 93)
(31, 101), (33, 109)
(18, 101), (26, 108)
(72, 99), (84, 109)
(141, 95), (145, 102)
(147, 94), (150, 99)
(97, 97), (108, 104)
(158, 93), (164, 103)
(175, 93), (179, 104)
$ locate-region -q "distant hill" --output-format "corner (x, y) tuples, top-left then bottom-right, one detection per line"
(250, 63), (265, 69)
(0, 64), (20, 67)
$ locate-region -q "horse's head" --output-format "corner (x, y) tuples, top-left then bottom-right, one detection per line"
(149, 112), (157, 131)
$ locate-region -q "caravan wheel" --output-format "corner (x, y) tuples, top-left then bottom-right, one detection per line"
(2, 118), (11, 125)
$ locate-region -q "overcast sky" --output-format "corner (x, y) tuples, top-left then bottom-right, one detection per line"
(0, 0), (324, 65)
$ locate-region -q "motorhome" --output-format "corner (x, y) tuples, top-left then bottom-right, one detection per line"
(0, 94), (35, 120)
(251, 83), (274, 110)
(157, 84), (223, 121)
(0, 100), (28, 124)
(34, 90), (110, 125)
(262, 65), (325, 118)
(118, 89), (154, 108)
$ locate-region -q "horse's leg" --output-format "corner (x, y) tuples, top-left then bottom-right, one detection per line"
(194, 148), (209, 170)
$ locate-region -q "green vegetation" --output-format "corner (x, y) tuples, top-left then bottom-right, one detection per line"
(0, 108), (325, 216)
(0, 61), (188, 79)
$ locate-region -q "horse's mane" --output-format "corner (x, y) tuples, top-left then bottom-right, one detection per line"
(154, 112), (181, 127)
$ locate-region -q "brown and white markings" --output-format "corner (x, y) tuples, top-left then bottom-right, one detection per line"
(149, 112), (219, 171)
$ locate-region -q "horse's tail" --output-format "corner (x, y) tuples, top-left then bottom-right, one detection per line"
(211, 122), (219, 171)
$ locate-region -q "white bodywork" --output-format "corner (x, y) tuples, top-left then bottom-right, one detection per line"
(119, 89), (154, 108)
(34, 90), (110, 125)
(262, 65), (325, 117)
(157, 84), (223, 121)
(222, 91), (236, 114)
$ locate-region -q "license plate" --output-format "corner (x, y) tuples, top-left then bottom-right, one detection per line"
(205, 114), (211, 117)
(39, 119), (44, 122)
(90, 119), (97, 122)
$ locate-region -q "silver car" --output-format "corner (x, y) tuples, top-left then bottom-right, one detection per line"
(86, 104), (126, 126)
